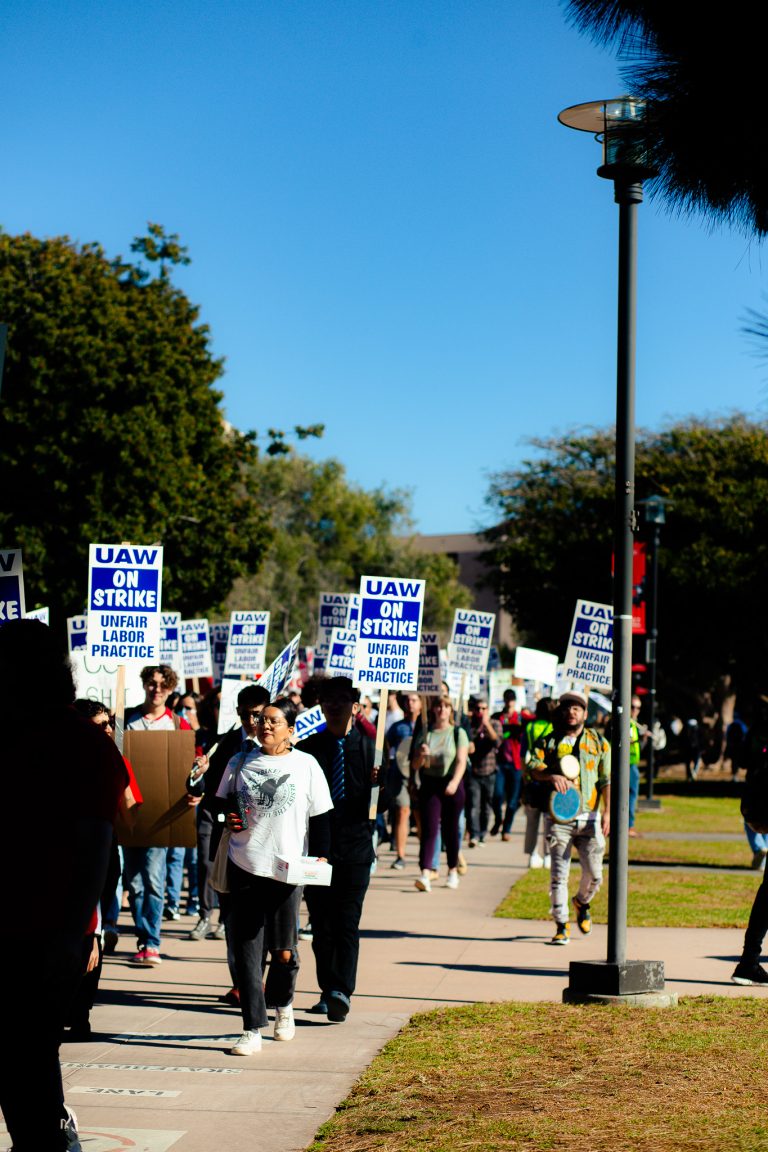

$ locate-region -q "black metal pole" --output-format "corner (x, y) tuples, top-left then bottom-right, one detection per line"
(607, 177), (642, 968)
(645, 521), (660, 800)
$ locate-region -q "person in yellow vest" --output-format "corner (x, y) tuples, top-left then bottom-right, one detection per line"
(628, 696), (646, 837)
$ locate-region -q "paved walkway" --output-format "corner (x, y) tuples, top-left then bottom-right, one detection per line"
(11, 828), (765, 1152)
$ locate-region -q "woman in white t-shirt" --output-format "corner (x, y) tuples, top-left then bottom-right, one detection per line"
(216, 697), (332, 1055)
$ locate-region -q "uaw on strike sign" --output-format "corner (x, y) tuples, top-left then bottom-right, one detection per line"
(352, 576), (425, 690)
(86, 544), (163, 661)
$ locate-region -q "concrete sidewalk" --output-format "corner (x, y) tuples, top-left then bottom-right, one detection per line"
(17, 829), (764, 1152)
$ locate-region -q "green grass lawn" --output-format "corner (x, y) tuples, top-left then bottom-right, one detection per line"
(636, 793), (742, 834)
(626, 837), (748, 868)
(309, 998), (768, 1152)
(496, 866), (760, 928)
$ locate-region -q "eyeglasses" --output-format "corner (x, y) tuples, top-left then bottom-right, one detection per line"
(256, 714), (287, 728)
(239, 708), (264, 719)
(95, 718), (113, 729)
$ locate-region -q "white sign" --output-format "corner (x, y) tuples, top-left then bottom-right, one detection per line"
(210, 621), (229, 682)
(159, 611), (185, 689)
(218, 677), (258, 734)
(293, 703), (327, 742)
(86, 544), (163, 662)
(317, 591), (355, 650)
(345, 593), (361, 633)
(353, 575), (425, 690)
(448, 608), (495, 673)
(326, 628), (356, 676)
(514, 645), (558, 686)
(0, 548), (25, 623)
(67, 614), (88, 653)
(446, 665), (481, 704)
(260, 632), (301, 699)
(71, 651), (122, 709)
(418, 632), (442, 694)
(488, 668), (518, 713)
(181, 618), (213, 678)
(563, 599), (613, 692)
(25, 606), (49, 624)
(224, 610), (269, 676)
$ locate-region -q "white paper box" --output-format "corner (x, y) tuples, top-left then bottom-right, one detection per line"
(272, 855), (333, 886)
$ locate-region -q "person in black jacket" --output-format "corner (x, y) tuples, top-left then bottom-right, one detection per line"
(297, 676), (383, 1022)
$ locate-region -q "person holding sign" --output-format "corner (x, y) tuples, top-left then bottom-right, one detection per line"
(529, 691), (611, 945)
(297, 677), (380, 1022)
(409, 696), (469, 891)
(216, 698), (332, 1054)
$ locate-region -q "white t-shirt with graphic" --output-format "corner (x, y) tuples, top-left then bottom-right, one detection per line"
(216, 745), (332, 878)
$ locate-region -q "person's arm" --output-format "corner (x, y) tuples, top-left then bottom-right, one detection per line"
(601, 782), (611, 836)
(308, 811), (331, 859)
(444, 731), (468, 796)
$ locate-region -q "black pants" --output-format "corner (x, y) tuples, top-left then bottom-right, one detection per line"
(466, 771), (497, 840)
(228, 864), (301, 1030)
(743, 872), (768, 963)
(196, 808), (219, 919)
(304, 862), (371, 1000)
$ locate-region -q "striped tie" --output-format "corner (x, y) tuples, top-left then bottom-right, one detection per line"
(331, 738), (345, 805)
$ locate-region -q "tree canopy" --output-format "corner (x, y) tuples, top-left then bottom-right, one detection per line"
(0, 227), (270, 621)
(226, 449), (472, 659)
(565, 2), (768, 234)
(483, 416), (768, 700)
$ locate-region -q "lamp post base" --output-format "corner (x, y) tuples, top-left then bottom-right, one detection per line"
(563, 959), (673, 1006)
(637, 798), (662, 811)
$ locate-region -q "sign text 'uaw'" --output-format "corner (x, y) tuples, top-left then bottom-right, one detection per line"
(352, 576), (425, 690)
(0, 548), (25, 624)
(563, 598), (613, 692)
(86, 544), (163, 662)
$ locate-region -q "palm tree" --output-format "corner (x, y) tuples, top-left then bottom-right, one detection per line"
(565, 2), (768, 234)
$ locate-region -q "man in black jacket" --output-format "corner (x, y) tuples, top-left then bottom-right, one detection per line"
(297, 676), (381, 1022)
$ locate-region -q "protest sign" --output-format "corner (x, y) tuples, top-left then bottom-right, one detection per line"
(514, 646), (558, 687)
(488, 668), (518, 713)
(67, 614), (88, 653)
(317, 592), (354, 651)
(293, 703), (327, 742)
(85, 544), (163, 661)
(352, 576), (425, 690)
(71, 651), (122, 709)
(0, 548), (25, 623)
(218, 676), (258, 734)
(448, 608), (495, 674)
(345, 594), (361, 633)
(159, 611), (185, 689)
(25, 606), (49, 624)
(260, 633), (301, 699)
(418, 632), (442, 694)
(563, 599), (613, 692)
(181, 619), (213, 679)
(327, 628), (357, 677)
(445, 665), (480, 703)
(224, 610), (269, 677)
(210, 621), (229, 682)
(119, 730), (197, 848)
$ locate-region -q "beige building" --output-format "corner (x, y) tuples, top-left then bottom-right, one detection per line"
(410, 531), (515, 650)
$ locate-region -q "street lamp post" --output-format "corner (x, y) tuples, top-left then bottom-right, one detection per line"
(557, 98), (673, 1005)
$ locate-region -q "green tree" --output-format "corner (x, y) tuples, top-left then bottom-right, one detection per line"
(483, 416), (768, 701)
(0, 227), (270, 621)
(225, 450), (471, 659)
(565, 2), (768, 234)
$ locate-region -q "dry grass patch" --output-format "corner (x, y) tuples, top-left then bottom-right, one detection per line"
(309, 999), (768, 1152)
(495, 867), (760, 928)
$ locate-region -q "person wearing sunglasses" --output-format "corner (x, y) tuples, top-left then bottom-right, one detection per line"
(216, 697), (332, 1054)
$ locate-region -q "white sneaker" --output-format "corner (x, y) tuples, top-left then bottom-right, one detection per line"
(543, 855), (552, 870)
(446, 870), (459, 889)
(415, 872), (432, 892)
(230, 1030), (262, 1055)
(529, 852), (544, 869)
(63, 1104), (82, 1151)
(273, 1004), (295, 1041)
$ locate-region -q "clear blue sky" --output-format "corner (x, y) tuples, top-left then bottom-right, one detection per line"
(2, 1), (766, 534)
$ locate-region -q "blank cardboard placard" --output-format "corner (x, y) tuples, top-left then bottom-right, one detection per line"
(119, 730), (197, 848)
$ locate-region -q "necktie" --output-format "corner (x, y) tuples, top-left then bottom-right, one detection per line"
(331, 738), (345, 805)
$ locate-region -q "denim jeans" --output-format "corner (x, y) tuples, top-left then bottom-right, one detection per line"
(493, 764), (524, 834)
(745, 824), (768, 855)
(123, 846), (166, 950)
(628, 762), (640, 829)
(166, 846), (199, 910)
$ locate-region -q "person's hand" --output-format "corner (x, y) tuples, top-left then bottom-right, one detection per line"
(194, 754), (209, 775)
(444, 778), (458, 796)
(226, 812), (244, 831)
(601, 810), (611, 836)
(86, 937), (100, 973)
(550, 774), (569, 794)
(187, 794), (202, 808)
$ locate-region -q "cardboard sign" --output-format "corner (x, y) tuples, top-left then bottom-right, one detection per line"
(158, 611), (185, 687)
(293, 703), (326, 742)
(563, 599), (613, 692)
(181, 619), (213, 679)
(353, 575), (425, 690)
(448, 608), (495, 674)
(218, 677), (258, 734)
(67, 614), (88, 653)
(25, 606), (49, 624)
(260, 632), (301, 699)
(210, 621), (229, 682)
(0, 548), (25, 623)
(317, 592), (355, 651)
(71, 650), (122, 709)
(327, 628), (356, 676)
(514, 646), (558, 686)
(118, 730), (197, 848)
(418, 632), (442, 694)
(224, 610), (269, 677)
(86, 544), (163, 662)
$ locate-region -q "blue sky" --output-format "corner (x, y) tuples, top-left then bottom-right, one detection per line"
(2, 1), (766, 534)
